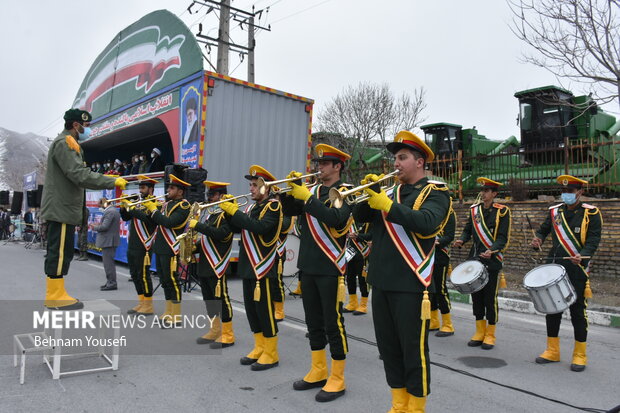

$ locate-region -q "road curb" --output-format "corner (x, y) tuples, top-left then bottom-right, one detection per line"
(447, 289), (620, 328)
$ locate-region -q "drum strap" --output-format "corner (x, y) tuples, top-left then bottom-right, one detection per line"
(381, 185), (434, 287)
(471, 205), (503, 262)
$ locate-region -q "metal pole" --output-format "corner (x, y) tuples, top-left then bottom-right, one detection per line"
(248, 9), (255, 83)
(216, 0), (230, 75)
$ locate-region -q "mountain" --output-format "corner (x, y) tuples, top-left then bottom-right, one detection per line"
(0, 127), (50, 191)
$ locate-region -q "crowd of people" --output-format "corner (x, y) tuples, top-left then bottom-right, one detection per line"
(86, 148), (165, 176)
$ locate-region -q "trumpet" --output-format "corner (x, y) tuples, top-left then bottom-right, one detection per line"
(105, 193), (139, 205)
(126, 194), (167, 207)
(258, 172), (321, 195)
(200, 193), (250, 214)
(329, 170), (400, 208)
(273, 182), (318, 194)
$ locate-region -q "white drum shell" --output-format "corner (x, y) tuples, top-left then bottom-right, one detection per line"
(523, 264), (577, 314)
(282, 234), (300, 276)
(450, 260), (489, 294)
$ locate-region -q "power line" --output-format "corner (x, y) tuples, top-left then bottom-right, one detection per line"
(271, 0), (332, 24)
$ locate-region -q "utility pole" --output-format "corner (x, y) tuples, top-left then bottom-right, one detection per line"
(216, 0), (230, 75)
(247, 7), (255, 83)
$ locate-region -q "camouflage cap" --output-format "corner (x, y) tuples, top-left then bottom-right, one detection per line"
(63, 108), (92, 123)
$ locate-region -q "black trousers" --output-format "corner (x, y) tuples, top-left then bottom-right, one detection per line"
(372, 287), (430, 397)
(155, 253), (182, 302)
(270, 255), (285, 303)
(430, 260), (451, 314)
(346, 256), (368, 296)
(301, 272), (348, 360)
(545, 269), (588, 342)
(128, 248), (153, 297)
(471, 268), (500, 324)
(45, 221), (75, 278)
(242, 278), (278, 337)
(199, 275), (232, 322)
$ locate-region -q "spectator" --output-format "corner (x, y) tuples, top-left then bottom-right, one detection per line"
(91, 197), (121, 291)
(130, 155), (141, 175)
(138, 153), (149, 174)
(0, 207), (10, 240)
(24, 208), (35, 231)
(114, 159), (124, 175)
(148, 148), (164, 172)
(76, 206), (89, 261)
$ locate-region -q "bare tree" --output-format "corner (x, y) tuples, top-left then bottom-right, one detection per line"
(316, 82), (426, 181)
(508, 0), (620, 108)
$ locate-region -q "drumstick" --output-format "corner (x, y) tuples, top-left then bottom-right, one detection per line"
(563, 256), (591, 260)
(526, 214), (542, 251)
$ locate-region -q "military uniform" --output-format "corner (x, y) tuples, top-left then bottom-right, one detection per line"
(272, 215), (293, 321)
(458, 177), (511, 350)
(41, 109), (122, 310)
(430, 208), (456, 336)
(534, 175), (602, 372)
(343, 221), (371, 315)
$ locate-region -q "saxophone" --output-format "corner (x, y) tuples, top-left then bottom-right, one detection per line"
(177, 202), (201, 265)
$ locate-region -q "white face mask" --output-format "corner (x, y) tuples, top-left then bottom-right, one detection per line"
(151, 153), (156, 159)
(140, 156), (145, 161)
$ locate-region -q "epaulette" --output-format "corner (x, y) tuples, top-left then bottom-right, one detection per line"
(427, 180), (446, 186)
(493, 203), (507, 209)
(179, 200), (191, 209)
(582, 203), (597, 210)
(65, 135), (81, 153)
(470, 202), (481, 208)
(548, 203), (563, 210)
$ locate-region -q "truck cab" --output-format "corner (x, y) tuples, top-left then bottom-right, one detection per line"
(421, 122), (463, 158)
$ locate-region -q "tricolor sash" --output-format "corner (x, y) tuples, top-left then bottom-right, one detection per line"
(153, 201), (184, 255)
(381, 185), (434, 287)
(276, 238), (287, 257)
(471, 204), (503, 262)
(350, 223), (370, 258)
(305, 185), (347, 275)
(133, 218), (154, 250)
(241, 203), (278, 279)
(550, 205), (582, 256)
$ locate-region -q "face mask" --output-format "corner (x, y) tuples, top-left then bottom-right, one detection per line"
(78, 126), (91, 140)
(140, 156), (145, 161)
(151, 153), (156, 159)
(561, 192), (577, 205)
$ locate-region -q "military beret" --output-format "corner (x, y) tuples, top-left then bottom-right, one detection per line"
(64, 109), (92, 123)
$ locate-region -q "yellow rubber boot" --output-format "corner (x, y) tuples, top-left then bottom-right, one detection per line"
(315, 359), (346, 402)
(343, 294), (358, 313)
(290, 281), (302, 296)
(274, 301), (285, 321)
(293, 349), (328, 390)
(162, 302), (182, 328)
(44, 278), (84, 310)
(387, 388), (409, 413)
(210, 321), (235, 349)
(251, 335), (279, 371)
(535, 337), (560, 364)
(436, 313), (455, 337)
(240, 333), (264, 365)
(429, 310), (440, 331)
(127, 294), (144, 314)
(197, 316), (221, 344)
(136, 296), (154, 315)
(467, 320), (487, 347)
(353, 296), (368, 315)
(570, 341), (587, 372)
(160, 300), (172, 320)
(481, 324), (496, 350)
(408, 395), (426, 413)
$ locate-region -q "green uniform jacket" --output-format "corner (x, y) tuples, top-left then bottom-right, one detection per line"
(150, 199), (191, 255)
(41, 130), (116, 225)
(535, 202), (602, 281)
(353, 177), (450, 292)
(281, 181), (352, 277)
(459, 202), (511, 271)
(435, 209), (456, 265)
(227, 199), (282, 280)
(195, 209), (233, 278)
(120, 205), (157, 251)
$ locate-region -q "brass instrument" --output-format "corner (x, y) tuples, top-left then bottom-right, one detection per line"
(126, 194), (166, 207)
(176, 202), (201, 265)
(273, 182), (319, 195)
(257, 172), (321, 195)
(200, 193), (250, 214)
(349, 185), (391, 204)
(106, 193), (139, 203)
(328, 170), (400, 208)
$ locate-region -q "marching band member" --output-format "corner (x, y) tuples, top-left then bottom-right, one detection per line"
(281, 144), (352, 403)
(191, 181), (235, 349)
(120, 175), (158, 315)
(353, 131), (450, 413)
(430, 207), (456, 337)
(343, 220), (372, 315)
(531, 175), (602, 372)
(453, 177), (511, 350)
(220, 166), (283, 371)
(143, 175), (191, 327)
(41, 108), (127, 310)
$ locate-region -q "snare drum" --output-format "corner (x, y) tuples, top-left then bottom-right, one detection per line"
(282, 234), (300, 277)
(450, 260), (489, 294)
(523, 264), (576, 314)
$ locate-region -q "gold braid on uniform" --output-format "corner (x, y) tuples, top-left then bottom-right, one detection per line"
(171, 200), (192, 230)
(216, 212), (233, 243)
(412, 183), (451, 239)
(493, 204), (511, 251)
(580, 206), (600, 299)
(258, 201), (283, 248)
(327, 185), (353, 238)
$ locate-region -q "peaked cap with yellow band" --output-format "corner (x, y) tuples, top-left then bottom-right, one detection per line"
(477, 177), (502, 190)
(557, 174), (588, 189)
(203, 180), (230, 190)
(168, 174), (191, 188)
(312, 144), (351, 163)
(386, 130), (435, 162)
(136, 174), (158, 186)
(245, 165), (276, 182)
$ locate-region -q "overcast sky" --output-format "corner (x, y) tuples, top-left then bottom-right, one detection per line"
(1, 0), (609, 143)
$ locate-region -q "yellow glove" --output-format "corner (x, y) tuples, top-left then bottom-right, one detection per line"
(219, 194), (239, 216)
(188, 219), (198, 229)
(289, 181), (312, 201)
(360, 173), (384, 185)
(119, 198), (132, 210)
(143, 200), (158, 213)
(286, 170), (303, 181)
(365, 187), (393, 212)
(114, 177), (128, 189)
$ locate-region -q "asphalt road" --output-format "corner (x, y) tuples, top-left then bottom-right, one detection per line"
(0, 241), (618, 412)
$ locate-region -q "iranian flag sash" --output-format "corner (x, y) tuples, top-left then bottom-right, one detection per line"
(381, 185), (435, 287)
(350, 223), (370, 258)
(241, 203), (278, 279)
(200, 212), (232, 278)
(133, 218), (154, 250)
(305, 184), (347, 275)
(471, 204), (503, 262)
(550, 205), (582, 256)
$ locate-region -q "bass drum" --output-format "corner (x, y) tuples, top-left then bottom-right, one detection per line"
(282, 233), (300, 276)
